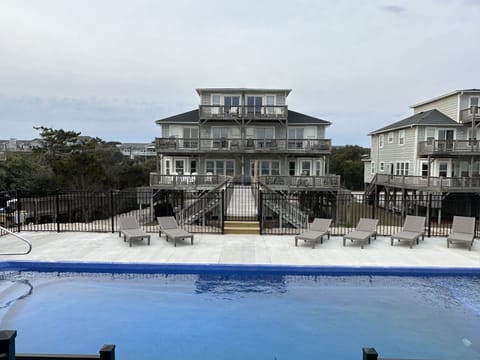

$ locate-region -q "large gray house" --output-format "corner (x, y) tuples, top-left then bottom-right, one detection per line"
(150, 88), (338, 191)
(364, 89), (480, 217)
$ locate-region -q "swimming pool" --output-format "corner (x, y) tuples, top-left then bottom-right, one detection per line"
(1, 262), (480, 360)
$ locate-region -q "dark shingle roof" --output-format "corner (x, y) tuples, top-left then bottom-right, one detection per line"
(369, 109), (459, 135)
(155, 109), (330, 125)
(155, 109), (198, 124)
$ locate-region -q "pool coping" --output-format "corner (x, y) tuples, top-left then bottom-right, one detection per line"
(1, 260), (480, 276)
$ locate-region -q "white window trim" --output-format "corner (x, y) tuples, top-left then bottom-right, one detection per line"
(379, 134), (384, 148)
(379, 162), (385, 172)
(398, 130), (405, 146)
(371, 162), (375, 175)
(387, 132), (394, 143)
(469, 95), (479, 107)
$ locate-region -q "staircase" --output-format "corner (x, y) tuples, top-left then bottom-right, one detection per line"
(224, 219), (260, 234)
(223, 183), (260, 234)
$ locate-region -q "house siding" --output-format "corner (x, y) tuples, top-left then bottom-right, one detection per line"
(412, 94), (458, 121)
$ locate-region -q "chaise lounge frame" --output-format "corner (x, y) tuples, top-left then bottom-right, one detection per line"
(343, 218), (378, 249)
(390, 215), (426, 248)
(157, 216), (194, 247)
(118, 216), (151, 247)
(447, 216), (476, 251)
(295, 218), (332, 249)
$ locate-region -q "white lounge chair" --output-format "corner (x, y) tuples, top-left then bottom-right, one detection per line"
(118, 216), (151, 247)
(391, 215), (426, 248)
(447, 216), (476, 251)
(295, 218), (332, 249)
(157, 216), (194, 247)
(343, 218), (378, 249)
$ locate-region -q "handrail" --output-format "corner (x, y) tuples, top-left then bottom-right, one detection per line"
(0, 225), (32, 255)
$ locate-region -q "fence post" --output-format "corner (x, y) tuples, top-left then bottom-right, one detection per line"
(0, 330), (17, 360)
(56, 190), (60, 233)
(16, 191), (21, 233)
(99, 344), (115, 360)
(259, 189), (263, 235)
(371, 189), (376, 219)
(221, 190), (225, 234)
(110, 190), (115, 233)
(427, 193), (432, 237)
(362, 347), (378, 360)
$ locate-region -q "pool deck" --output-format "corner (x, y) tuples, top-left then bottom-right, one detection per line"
(0, 231), (479, 268)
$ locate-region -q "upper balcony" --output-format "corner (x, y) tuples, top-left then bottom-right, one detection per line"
(460, 106), (480, 123)
(417, 139), (480, 157)
(375, 174), (480, 192)
(155, 137), (331, 155)
(199, 105), (288, 120)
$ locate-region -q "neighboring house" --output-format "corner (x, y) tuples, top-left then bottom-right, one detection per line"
(117, 142), (156, 159)
(0, 138), (43, 153)
(365, 89), (480, 194)
(151, 87), (337, 190)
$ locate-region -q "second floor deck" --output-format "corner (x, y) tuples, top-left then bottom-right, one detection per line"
(199, 105), (288, 120)
(460, 106), (480, 123)
(374, 173), (480, 192)
(417, 139), (480, 156)
(156, 137), (331, 155)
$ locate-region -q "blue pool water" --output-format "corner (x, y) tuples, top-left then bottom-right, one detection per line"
(1, 267), (480, 360)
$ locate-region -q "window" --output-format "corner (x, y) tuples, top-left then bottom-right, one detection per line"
(212, 127), (228, 147)
(183, 127), (198, 148)
(371, 162), (375, 175)
(469, 96), (479, 107)
(379, 134), (384, 148)
(250, 160), (280, 176)
(211, 95), (221, 115)
(174, 160), (185, 175)
(387, 132), (394, 143)
(224, 96), (240, 114)
(206, 160), (234, 176)
(421, 162), (429, 177)
(165, 159), (171, 175)
(314, 160), (323, 176)
(379, 162), (385, 172)
(425, 128), (435, 144)
(398, 130), (405, 145)
(288, 128), (304, 149)
(266, 95), (275, 114)
(255, 127), (274, 147)
(301, 160), (311, 176)
(212, 95), (221, 105)
(289, 160), (296, 176)
(439, 162), (448, 177)
(395, 161), (409, 176)
(247, 96), (262, 114)
(190, 159), (197, 174)
(460, 161), (469, 177)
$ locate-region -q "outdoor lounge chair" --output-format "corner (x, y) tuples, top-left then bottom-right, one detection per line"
(118, 216), (151, 247)
(390, 215), (426, 248)
(447, 216), (476, 251)
(343, 218), (378, 249)
(295, 218), (332, 249)
(157, 216), (194, 247)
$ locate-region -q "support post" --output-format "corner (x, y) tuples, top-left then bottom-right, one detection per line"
(362, 347), (378, 360)
(0, 330), (17, 360)
(99, 344), (115, 360)
(56, 190), (60, 233)
(110, 190), (115, 233)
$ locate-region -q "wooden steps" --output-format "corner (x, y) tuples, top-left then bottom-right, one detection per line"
(224, 220), (260, 235)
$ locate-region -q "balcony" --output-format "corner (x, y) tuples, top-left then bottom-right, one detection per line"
(155, 137), (331, 154)
(375, 174), (480, 192)
(259, 175), (341, 190)
(460, 106), (480, 123)
(418, 139), (480, 156)
(150, 173), (231, 190)
(199, 105), (288, 120)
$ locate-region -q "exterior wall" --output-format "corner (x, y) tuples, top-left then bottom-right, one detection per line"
(412, 94), (459, 121)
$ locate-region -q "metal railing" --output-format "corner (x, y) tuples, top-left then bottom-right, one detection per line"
(0, 225), (32, 255)
(259, 175), (341, 190)
(199, 104), (288, 119)
(418, 139), (480, 155)
(375, 173), (480, 192)
(460, 105), (480, 122)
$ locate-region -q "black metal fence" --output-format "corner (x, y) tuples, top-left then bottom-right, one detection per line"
(0, 189), (478, 237)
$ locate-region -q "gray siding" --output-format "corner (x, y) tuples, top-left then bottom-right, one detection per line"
(412, 94), (458, 121)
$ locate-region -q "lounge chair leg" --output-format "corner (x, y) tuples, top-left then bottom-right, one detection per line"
(295, 238), (298, 246)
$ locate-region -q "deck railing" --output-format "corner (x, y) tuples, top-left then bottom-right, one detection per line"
(199, 104), (288, 119)
(259, 175), (341, 190)
(460, 105), (480, 122)
(418, 139), (480, 155)
(155, 137), (331, 153)
(375, 174), (480, 192)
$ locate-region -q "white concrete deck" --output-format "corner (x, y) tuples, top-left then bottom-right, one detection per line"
(0, 231), (479, 268)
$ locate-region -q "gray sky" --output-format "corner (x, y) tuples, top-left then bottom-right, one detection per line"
(1, 0), (479, 147)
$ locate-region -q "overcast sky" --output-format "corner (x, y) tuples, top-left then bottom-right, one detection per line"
(1, 0), (479, 147)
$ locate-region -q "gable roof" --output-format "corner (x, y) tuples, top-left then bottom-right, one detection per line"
(410, 89), (480, 108)
(155, 109), (330, 125)
(369, 109), (459, 135)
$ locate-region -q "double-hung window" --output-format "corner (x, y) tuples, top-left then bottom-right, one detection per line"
(379, 134), (384, 148)
(398, 130), (405, 145)
(183, 127), (198, 148)
(387, 132), (394, 143)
